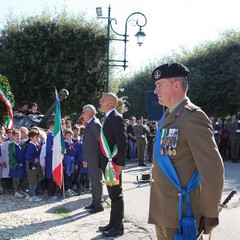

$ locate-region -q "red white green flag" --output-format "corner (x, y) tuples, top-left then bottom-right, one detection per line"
(0, 85), (14, 129)
(99, 127), (119, 186)
(52, 94), (64, 188)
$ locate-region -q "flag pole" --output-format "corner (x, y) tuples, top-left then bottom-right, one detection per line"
(52, 87), (65, 198)
(62, 154), (66, 199)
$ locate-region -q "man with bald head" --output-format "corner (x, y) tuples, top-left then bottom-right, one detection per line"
(98, 93), (127, 237)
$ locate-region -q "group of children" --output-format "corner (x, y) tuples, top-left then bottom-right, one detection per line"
(0, 120), (90, 202)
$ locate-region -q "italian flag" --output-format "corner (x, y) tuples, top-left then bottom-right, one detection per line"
(52, 97), (64, 188)
(99, 128), (119, 186)
(0, 85), (14, 129)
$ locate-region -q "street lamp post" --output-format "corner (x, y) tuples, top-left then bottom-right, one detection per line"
(97, 6), (147, 92)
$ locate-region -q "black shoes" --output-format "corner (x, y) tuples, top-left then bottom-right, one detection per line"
(102, 227), (124, 237)
(138, 163), (147, 166)
(98, 224), (112, 232)
(89, 206), (104, 214)
(84, 203), (94, 209)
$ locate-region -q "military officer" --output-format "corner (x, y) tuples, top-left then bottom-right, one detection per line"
(133, 116), (149, 166)
(209, 115), (221, 148)
(227, 114), (240, 163)
(148, 63), (224, 240)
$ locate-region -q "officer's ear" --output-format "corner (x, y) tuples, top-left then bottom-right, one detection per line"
(173, 80), (182, 90)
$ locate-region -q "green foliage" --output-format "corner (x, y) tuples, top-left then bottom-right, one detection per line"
(184, 30), (240, 116)
(0, 74), (14, 126)
(121, 30), (240, 118)
(0, 11), (107, 116)
(120, 67), (155, 118)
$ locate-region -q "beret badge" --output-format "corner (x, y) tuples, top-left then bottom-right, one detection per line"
(154, 70), (161, 80)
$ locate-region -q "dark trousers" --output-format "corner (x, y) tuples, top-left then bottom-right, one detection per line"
(64, 172), (74, 190)
(136, 141), (146, 164)
(47, 178), (56, 196)
(77, 172), (90, 189)
(106, 174), (124, 229)
(12, 178), (27, 192)
(230, 137), (240, 159)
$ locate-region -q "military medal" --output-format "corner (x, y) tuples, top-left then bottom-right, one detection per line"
(168, 149), (173, 156)
(167, 128), (179, 156)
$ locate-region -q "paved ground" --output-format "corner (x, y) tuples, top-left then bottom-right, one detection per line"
(0, 160), (239, 240)
(122, 160), (240, 240)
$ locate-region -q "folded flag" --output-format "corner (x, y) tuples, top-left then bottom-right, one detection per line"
(0, 85), (14, 129)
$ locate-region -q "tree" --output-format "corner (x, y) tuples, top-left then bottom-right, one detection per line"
(119, 67), (155, 119)
(120, 30), (240, 118)
(0, 74), (14, 126)
(184, 30), (240, 116)
(0, 11), (107, 116)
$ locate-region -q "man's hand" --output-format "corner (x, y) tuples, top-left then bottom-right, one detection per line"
(17, 163), (23, 168)
(82, 161), (87, 168)
(2, 162), (7, 168)
(199, 215), (219, 234)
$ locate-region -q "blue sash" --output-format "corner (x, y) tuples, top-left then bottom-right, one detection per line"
(154, 112), (200, 236)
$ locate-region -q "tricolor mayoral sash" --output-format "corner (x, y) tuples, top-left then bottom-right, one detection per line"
(155, 112), (200, 240)
(99, 127), (119, 186)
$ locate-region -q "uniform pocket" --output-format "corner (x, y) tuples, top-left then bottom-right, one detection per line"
(165, 186), (179, 198)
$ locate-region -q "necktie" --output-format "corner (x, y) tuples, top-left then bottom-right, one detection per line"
(104, 115), (107, 122)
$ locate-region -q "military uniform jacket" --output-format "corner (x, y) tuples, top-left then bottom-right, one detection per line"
(133, 124), (149, 144)
(227, 120), (240, 140)
(148, 98), (224, 228)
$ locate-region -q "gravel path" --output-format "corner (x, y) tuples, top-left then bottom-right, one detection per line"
(0, 192), (155, 240)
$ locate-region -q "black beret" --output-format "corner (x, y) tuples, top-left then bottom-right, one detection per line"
(152, 62), (190, 81)
(137, 116), (143, 120)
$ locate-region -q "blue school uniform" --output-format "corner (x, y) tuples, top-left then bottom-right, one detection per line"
(63, 140), (77, 176)
(26, 141), (40, 169)
(77, 142), (88, 174)
(8, 142), (27, 178)
(45, 131), (54, 179)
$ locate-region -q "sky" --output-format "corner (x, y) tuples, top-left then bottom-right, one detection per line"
(0, 0), (240, 76)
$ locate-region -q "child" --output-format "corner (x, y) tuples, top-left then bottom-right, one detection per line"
(0, 135), (4, 194)
(72, 125), (81, 144)
(41, 120), (59, 200)
(77, 139), (90, 194)
(63, 129), (77, 197)
(25, 129), (44, 202)
(8, 129), (27, 198)
(19, 126), (29, 146)
(1, 129), (12, 190)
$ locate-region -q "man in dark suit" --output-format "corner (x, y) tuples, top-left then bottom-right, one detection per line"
(98, 93), (127, 237)
(81, 104), (103, 214)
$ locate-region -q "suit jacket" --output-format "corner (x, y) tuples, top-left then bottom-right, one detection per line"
(148, 98), (224, 228)
(98, 109), (127, 170)
(82, 117), (102, 163)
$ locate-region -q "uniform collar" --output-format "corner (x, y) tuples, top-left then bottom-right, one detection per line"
(162, 98), (189, 128)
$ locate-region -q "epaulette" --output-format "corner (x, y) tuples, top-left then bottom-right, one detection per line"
(184, 103), (200, 112)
